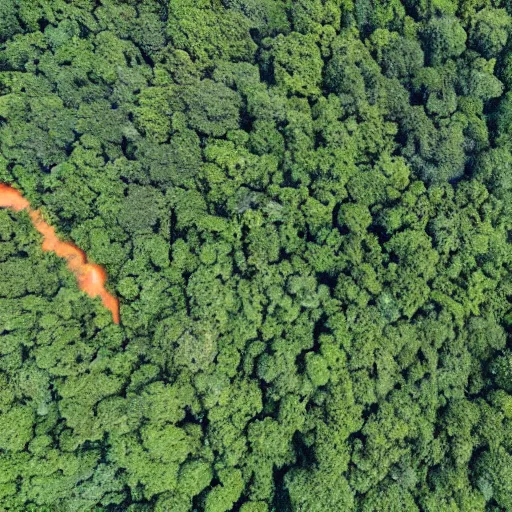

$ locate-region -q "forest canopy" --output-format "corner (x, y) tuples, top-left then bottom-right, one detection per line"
(2, 0), (512, 510)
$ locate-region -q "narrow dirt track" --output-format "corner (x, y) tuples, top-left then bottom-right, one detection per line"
(0, 183), (120, 324)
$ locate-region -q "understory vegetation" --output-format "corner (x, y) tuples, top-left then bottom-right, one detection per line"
(2, 0), (512, 510)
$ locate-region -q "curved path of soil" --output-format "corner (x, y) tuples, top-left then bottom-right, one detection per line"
(0, 183), (120, 324)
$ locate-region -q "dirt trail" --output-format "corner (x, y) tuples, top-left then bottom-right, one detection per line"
(0, 183), (120, 324)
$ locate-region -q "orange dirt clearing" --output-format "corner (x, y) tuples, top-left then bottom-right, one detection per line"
(0, 183), (120, 324)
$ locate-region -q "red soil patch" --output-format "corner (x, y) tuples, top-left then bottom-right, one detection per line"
(0, 183), (120, 324)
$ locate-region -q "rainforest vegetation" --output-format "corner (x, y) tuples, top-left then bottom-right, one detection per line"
(2, 0), (512, 510)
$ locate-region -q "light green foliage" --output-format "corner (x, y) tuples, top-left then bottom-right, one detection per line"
(469, 8), (511, 59)
(167, 0), (257, 68)
(422, 16), (467, 66)
(474, 447), (512, 509)
(0, 406), (34, 452)
(338, 203), (372, 233)
(264, 32), (323, 97)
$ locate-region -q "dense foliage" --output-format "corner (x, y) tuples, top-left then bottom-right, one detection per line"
(2, 0), (512, 510)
